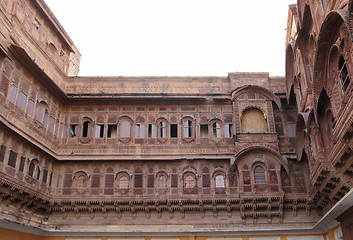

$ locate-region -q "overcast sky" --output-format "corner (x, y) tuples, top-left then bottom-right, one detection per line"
(45, 0), (296, 77)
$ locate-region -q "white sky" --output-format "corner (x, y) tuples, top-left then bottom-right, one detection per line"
(45, 0), (296, 77)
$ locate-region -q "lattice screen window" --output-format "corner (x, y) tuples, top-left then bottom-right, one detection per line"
(7, 150), (17, 168)
(254, 166), (266, 184)
(171, 174), (178, 188)
(19, 156), (25, 172)
(134, 174), (143, 188)
(147, 174), (154, 188)
(339, 54), (350, 93)
(91, 174), (100, 188)
(202, 167), (210, 188)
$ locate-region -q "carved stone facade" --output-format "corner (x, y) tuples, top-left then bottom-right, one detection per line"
(0, 0), (351, 239)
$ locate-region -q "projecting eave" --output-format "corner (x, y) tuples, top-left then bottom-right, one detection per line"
(8, 44), (67, 102)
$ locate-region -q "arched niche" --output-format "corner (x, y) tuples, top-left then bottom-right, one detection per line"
(241, 107), (268, 133)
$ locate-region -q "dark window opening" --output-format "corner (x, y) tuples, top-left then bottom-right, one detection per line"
(69, 124), (77, 138)
(95, 124), (104, 138)
(339, 55), (350, 93)
(7, 150), (17, 168)
(19, 156), (25, 172)
(35, 167), (40, 180)
(170, 124), (178, 138)
(200, 124), (208, 138)
(28, 162), (35, 177)
(0, 145), (6, 162)
(49, 172), (53, 186)
(42, 169), (48, 184)
(107, 124), (117, 138)
(82, 121), (90, 137)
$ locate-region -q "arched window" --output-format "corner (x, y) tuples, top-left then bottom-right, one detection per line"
(254, 166), (266, 184)
(82, 120), (92, 138)
(339, 54), (350, 93)
(35, 167), (40, 180)
(28, 162), (35, 177)
(120, 120), (131, 138)
(241, 108), (268, 133)
(118, 176), (129, 189)
(158, 175), (167, 188)
(36, 101), (48, 123)
(215, 175), (225, 188)
(183, 120), (193, 138)
(184, 175), (196, 188)
(212, 122), (221, 138)
(158, 121), (167, 138)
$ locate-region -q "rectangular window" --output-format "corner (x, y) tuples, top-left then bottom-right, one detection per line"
(54, 120), (59, 136)
(200, 124), (209, 138)
(148, 124), (156, 138)
(0, 145), (6, 162)
(286, 123), (296, 138)
(134, 124), (146, 138)
(170, 124), (178, 138)
(49, 172), (53, 186)
(147, 174), (154, 188)
(26, 99), (35, 117)
(224, 123), (234, 138)
(43, 111), (49, 127)
(134, 174), (143, 188)
(69, 124), (78, 138)
(19, 156), (25, 172)
(9, 84), (18, 104)
(42, 169), (48, 184)
(107, 124), (117, 138)
(171, 174), (178, 188)
(91, 174), (100, 188)
(62, 124), (67, 139)
(95, 124), (104, 138)
(48, 116), (55, 132)
(7, 150), (17, 168)
(16, 91), (27, 111)
(36, 104), (43, 122)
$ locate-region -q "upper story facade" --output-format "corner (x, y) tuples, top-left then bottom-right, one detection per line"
(0, 0), (339, 235)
